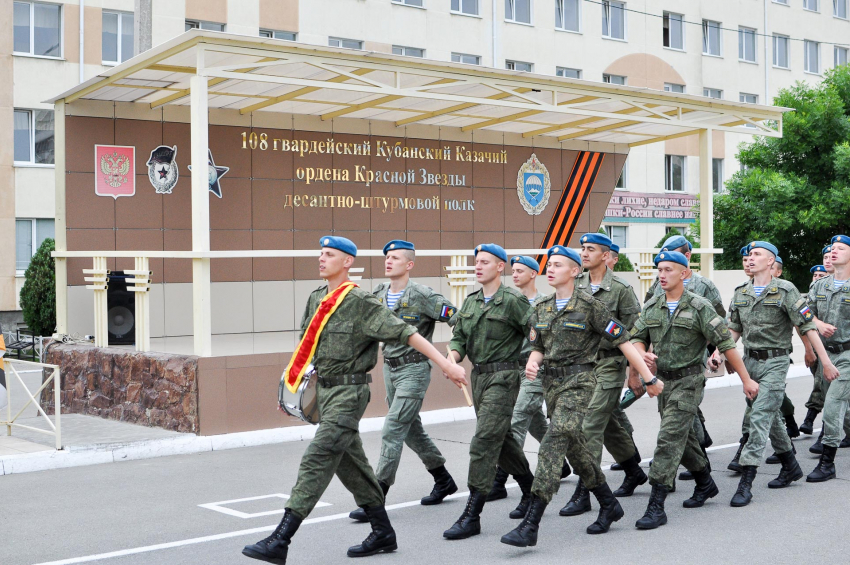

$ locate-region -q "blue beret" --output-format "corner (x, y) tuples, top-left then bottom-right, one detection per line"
(775, 256), (783, 265)
(654, 251), (689, 268)
(609, 243), (620, 254)
(382, 240), (415, 255)
(579, 233), (613, 248)
(661, 234), (692, 252)
(511, 255), (540, 272)
(740, 245), (750, 256)
(474, 243), (507, 262)
(823, 245), (832, 255)
(547, 245), (582, 266)
(811, 265), (827, 274)
(748, 240), (778, 257)
(832, 235), (850, 246)
(319, 235), (357, 257)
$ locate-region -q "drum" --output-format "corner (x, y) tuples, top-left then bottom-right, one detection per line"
(279, 364), (320, 425)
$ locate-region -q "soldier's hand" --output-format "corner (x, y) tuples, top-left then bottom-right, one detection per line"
(446, 364), (468, 388)
(645, 380), (664, 398)
(817, 319), (837, 338)
(824, 362), (840, 382)
(725, 360), (737, 375)
(743, 379), (759, 400)
(525, 361), (539, 381)
(804, 348), (817, 368)
(707, 350), (722, 371)
(642, 352), (658, 374)
(628, 368), (645, 398)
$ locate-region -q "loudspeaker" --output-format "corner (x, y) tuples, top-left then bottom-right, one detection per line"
(107, 271), (135, 345)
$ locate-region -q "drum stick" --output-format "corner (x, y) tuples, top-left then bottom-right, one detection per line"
(446, 345), (473, 407)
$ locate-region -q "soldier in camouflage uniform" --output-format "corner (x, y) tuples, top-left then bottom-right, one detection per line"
(347, 240), (459, 523)
(500, 245), (662, 548)
(243, 236), (467, 565)
(725, 241), (835, 508)
(630, 251), (757, 530)
(443, 244), (536, 541)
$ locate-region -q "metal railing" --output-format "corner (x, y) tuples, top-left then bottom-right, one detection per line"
(2, 359), (62, 450)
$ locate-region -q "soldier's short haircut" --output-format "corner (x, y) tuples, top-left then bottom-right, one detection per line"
(402, 249), (415, 262)
(673, 244), (690, 254)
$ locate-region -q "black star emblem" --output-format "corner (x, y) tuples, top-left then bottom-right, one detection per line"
(158, 166), (168, 179)
(188, 150), (230, 198)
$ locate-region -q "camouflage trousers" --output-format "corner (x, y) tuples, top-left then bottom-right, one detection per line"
(648, 373), (708, 490)
(821, 350), (850, 448)
(739, 356), (793, 467)
(532, 370), (606, 503)
(467, 369), (531, 494)
(510, 372), (548, 446)
(375, 361), (446, 486)
(805, 361), (825, 412)
(740, 393), (796, 436)
(582, 356), (637, 465)
(287, 383), (383, 518)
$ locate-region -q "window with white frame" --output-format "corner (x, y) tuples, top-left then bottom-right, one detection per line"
(663, 12), (684, 50)
(16, 219), (54, 272)
(13, 1), (62, 58)
(603, 73), (626, 85)
(557, 67), (582, 78)
(452, 52), (481, 65)
(506, 0), (532, 23)
(605, 225), (628, 248)
(740, 92), (758, 104)
(602, 1), (626, 40)
(803, 0), (819, 11)
(506, 60), (533, 72)
(774, 0), (789, 4)
(615, 159), (627, 189)
(329, 37), (363, 50)
(260, 29), (297, 41)
(664, 83), (685, 93)
(836, 46), (849, 67)
(665, 155), (686, 192)
(556, 0), (580, 32)
(703, 87), (723, 99)
(392, 0), (424, 6)
(451, 0), (479, 15)
(14, 109), (54, 165)
(836, 0), (849, 17)
(702, 20), (721, 56)
(712, 158), (724, 193)
(393, 45), (425, 57)
(102, 11), (134, 65)
(805, 40), (820, 73)
(185, 20), (225, 31)
(739, 27), (757, 62)
(773, 35), (790, 68)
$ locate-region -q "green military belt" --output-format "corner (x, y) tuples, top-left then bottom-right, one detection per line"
(597, 349), (624, 360)
(385, 352), (429, 369)
(316, 373), (372, 387)
(825, 341), (850, 354)
(657, 364), (703, 381)
(472, 361), (520, 374)
(543, 363), (595, 378)
(746, 348), (791, 361)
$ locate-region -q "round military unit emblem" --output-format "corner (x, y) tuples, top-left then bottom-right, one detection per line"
(146, 145), (179, 194)
(516, 153), (551, 215)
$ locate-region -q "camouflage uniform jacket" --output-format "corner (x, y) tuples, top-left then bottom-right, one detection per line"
(449, 284), (531, 364)
(373, 281), (456, 359)
(575, 268), (642, 353)
(807, 275), (850, 347)
(647, 272), (726, 317)
(728, 276), (816, 351)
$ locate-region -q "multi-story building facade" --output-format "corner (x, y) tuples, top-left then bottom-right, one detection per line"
(4, 0), (848, 325)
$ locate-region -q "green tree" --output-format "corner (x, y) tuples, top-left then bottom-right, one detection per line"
(654, 227), (697, 250)
(714, 65), (850, 289)
(19, 238), (56, 337)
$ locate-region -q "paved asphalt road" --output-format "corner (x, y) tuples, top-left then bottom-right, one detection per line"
(3, 375), (850, 565)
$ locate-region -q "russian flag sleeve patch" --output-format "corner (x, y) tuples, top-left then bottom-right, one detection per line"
(799, 305), (814, 322)
(440, 304), (456, 321)
(605, 320), (625, 338)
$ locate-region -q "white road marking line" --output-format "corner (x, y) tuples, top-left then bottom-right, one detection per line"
(198, 493), (330, 519)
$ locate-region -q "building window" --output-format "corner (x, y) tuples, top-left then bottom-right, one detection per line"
(185, 20), (225, 31)
(664, 83), (685, 93)
(602, 1), (626, 40)
(774, 0), (789, 4)
(392, 0), (424, 6)
(260, 29), (297, 41)
(329, 37), (363, 50)
(663, 12), (684, 50)
(803, 0), (819, 11)
(557, 66), (582, 78)
(13, 1), (62, 58)
(738, 27), (757, 62)
(603, 73), (626, 85)
(805, 40), (820, 73)
(102, 11), (134, 65)
(393, 45), (425, 57)
(506, 0), (532, 24)
(16, 219), (54, 272)
(702, 20), (722, 56)
(506, 60), (533, 72)
(451, 0), (479, 15)
(451, 52), (480, 65)
(773, 35), (790, 68)
(740, 92), (758, 104)
(665, 155), (686, 192)
(14, 109), (54, 165)
(836, 0), (849, 17)
(605, 225), (628, 248)
(712, 158), (724, 193)
(615, 159), (627, 189)
(703, 88), (723, 99)
(556, 0), (580, 32)
(836, 46), (849, 67)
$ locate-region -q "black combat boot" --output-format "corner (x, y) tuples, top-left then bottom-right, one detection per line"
(559, 479), (591, 516)
(509, 472), (535, 519)
(243, 508), (302, 564)
(799, 408), (818, 435)
(766, 444), (795, 466)
(810, 429), (825, 454)
(486, 467), (509, 502)
(699, 421), (713, 449)
(349, 481), (389, 523)
(768, 449), (803, 488)
(727, 434), (748, 473)
(443, 489), (486, 540)
(682, 448), (712, 480)
(683, 466), (719, 508)
(611, 443), (639, 471)
(613, 454), (647, 497)
(586, 483), (624, 534)
(347, 506), (397, 557)
(635, 484), (669, 530)
(561, 458), (572, 478)
(785, 414), (800, 438)
(421, 465), (458, 505)
(500, 495), (547, 548)
(841, 435), (850, 448)
(807, 444), (837, 482)
(730, 466), (757, 507)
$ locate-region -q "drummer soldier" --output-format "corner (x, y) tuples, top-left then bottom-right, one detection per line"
(243, 236), (466, 565)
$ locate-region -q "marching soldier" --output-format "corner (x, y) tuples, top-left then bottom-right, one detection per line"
(629, 251), (756, 529)
(725, 241), (835, 507)
(347, 240), (459, 523)
(500, 245), (661, 548)
(811, 264), (828, 282)
(444, 244), (536, 540)
(559, 233), (645, 521)
(242, 236), (466, 564)
(605, 243), (621, 271)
